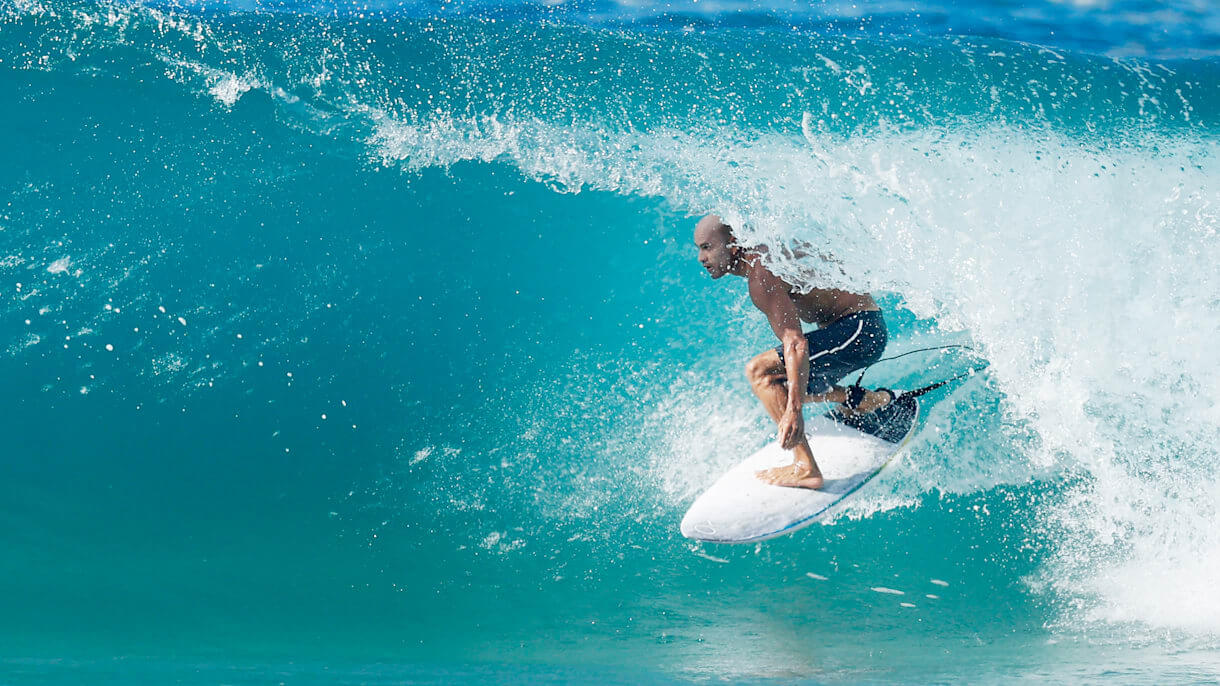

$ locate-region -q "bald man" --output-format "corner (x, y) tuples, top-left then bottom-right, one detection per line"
(694, 215), (894, 489)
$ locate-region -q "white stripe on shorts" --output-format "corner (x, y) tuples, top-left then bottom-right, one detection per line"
(809, 318), (865, 362)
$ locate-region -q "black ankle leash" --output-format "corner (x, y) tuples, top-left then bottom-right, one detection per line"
(843, 344), (989, 409)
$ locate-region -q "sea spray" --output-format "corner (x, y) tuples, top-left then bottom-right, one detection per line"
(3, 0), (1220, 679)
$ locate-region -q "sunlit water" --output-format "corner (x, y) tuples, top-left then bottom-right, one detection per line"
(2, 0), (1219, 682)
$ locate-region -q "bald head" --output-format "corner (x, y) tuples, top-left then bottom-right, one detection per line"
(694, 214), (740, 280)
(694, 214), (734, 245)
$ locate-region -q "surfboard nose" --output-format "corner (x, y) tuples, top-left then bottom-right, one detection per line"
(679, 510), (718, 540)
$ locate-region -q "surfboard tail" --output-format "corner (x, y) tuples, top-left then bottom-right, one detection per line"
(824, 394), (919, 444)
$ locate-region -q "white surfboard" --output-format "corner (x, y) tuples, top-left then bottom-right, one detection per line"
(680, 395), (920, 544)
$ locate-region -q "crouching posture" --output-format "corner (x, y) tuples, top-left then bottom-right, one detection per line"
(695, 215), (894, 489)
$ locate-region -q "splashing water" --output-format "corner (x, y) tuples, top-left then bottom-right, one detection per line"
(3, 0), (1220, 681)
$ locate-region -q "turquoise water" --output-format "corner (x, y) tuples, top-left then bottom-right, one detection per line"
(3, 0), (1220, 682)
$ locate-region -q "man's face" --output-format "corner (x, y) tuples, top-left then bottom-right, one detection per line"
(694, 216), (735, 279)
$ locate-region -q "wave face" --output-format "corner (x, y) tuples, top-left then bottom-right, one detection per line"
(3, 0), (1220, 681)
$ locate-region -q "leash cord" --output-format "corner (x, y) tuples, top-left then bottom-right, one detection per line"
(848, 344), (988, 404)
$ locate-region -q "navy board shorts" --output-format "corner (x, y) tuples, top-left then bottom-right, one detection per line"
(774, 310), (887, 395)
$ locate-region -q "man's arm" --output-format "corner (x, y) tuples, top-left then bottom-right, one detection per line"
(748, 265), (809, 448)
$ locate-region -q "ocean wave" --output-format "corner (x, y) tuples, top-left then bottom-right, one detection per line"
(4, 0), (1220, 649)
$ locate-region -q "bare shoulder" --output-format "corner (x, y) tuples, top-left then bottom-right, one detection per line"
(746, 259), (793, 300)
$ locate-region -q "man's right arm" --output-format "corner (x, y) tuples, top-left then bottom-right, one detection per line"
(748, 268), (807, 396)
(748, 266), (809, 449)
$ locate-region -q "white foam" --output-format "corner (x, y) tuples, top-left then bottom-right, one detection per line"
(372, 111), (1220, 636)
(208, 73), (258, 107)
(692, 550), (729, 564)
(7, 333), (41, 355)
(149, 353), (187, 376)
(155, 50), (265, 109)
(410, 446), (433, 465)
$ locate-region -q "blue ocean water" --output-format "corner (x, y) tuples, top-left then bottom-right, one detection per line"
(2, 0), (1220, 682)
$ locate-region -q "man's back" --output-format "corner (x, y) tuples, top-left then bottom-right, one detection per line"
(746, 262), (879, 328)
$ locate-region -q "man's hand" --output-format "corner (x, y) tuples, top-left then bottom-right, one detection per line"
(778, 407), (805, 449)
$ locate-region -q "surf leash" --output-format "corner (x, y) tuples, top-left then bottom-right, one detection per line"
(843, 344), (989, 409)
(898, 365), (989, 399)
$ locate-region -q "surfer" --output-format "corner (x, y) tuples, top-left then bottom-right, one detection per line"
(694, 214), (894, 490)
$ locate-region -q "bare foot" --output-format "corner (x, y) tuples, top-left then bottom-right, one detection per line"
(755, 463), (824, 490)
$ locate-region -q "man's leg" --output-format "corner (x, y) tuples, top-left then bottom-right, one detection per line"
(745, 349), (825, 489)
(828, 384), (895, 415)
(743, 350), (895, 490)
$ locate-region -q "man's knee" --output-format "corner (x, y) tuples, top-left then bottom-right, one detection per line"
(745, 350), (782, 383)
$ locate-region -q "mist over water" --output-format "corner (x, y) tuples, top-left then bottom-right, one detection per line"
(3, 0), (1220, 681)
